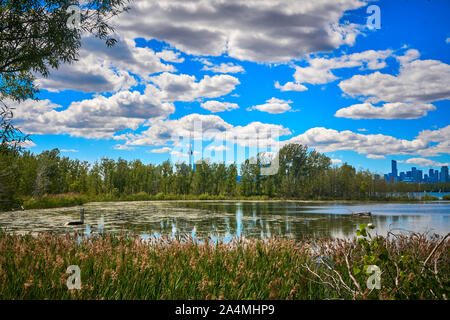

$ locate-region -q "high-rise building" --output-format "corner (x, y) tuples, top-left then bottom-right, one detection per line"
(417, 170), (423, 182)
(391, 160), (398, 178)
(411, 167), (417, 182)
(441, 166), (449, 182)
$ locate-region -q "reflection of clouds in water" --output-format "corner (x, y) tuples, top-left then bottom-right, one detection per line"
(384, 215), (443, 235)
(97, 216), (104, 233)
(171, 223), (177, 238)
(84, 223), (91, 235)
(236, 207), (242, 238)
(224, 217), (230, 234)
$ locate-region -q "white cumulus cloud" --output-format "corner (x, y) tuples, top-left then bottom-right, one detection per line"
(114, 0), (367, 63)
(274, 81), (308, 92)
(285, 125), (450, 158)
(149, 72), (240, 101)
(335, 102), (436, 119)
(399, 158), (449, 167)
(37, 37), (177, 93)
(339, 52), (450, 104)
(10, 86), (175, 139)
(248, 98), (294, 114)
(201, 101), (239, 113)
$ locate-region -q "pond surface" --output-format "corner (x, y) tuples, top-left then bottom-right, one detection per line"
(0, 201), (449, 240)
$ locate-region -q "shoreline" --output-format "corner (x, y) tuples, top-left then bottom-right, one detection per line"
(88, 198), (450, 204)
(8, 197), (449, 212)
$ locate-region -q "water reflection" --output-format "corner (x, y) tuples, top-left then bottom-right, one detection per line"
(0, 201), (449, 240)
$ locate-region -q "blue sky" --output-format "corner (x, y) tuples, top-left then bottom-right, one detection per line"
(13, 0), (450, 176)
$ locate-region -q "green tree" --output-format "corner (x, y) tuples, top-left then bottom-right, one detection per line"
(226, 163), (238, 196)
(276, 144), (308, 197)
(159, 160), (173, 195)
(240, 159), (253, 197)
(192, 160), (213, 195)
(174, 162), (192, 195)
(0, 0), (130, 207)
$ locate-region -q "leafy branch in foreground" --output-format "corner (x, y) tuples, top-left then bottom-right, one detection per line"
(0, 0), (131, 209)
(0, 0), (131, 101)
(0, 0), (131, 142)
(304, 224), (449, 300)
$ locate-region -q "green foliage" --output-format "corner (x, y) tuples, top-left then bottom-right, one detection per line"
(0, 144), (21, 210)
(0, 0), (130, 209)
(350, 224), (449, 299)
(2, 144), (450, 211)
(0, 0), (130, 102)
(443, 195), (450, 201)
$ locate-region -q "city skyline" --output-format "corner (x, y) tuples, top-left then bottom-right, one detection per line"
(385, 159), (449, 183)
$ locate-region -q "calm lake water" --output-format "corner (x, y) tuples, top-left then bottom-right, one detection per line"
(0, 201), (449, 240)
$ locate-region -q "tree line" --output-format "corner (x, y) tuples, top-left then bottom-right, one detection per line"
(1, 143), (449, 210)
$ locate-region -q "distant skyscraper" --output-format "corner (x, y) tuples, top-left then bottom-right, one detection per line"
(429, 168), (434, 181)
(391, 160), (398, 178)
(411, 167), (417, 182)
(441, 166), (449, 182)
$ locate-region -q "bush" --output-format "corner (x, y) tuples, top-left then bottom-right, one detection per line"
(443, 195), (450, 201)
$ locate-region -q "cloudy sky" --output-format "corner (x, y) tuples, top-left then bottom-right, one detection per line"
(13, 0), (450, 174)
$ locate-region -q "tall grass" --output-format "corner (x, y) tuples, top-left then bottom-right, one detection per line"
(22, 193), (89, 210)
(0, 230), (448, 300)
(92, 192), (272, 202)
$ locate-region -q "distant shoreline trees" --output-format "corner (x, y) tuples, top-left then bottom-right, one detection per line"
(1, 143), (449, 210)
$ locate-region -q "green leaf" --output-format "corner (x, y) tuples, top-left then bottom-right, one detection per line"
(353, 267), (361, 275)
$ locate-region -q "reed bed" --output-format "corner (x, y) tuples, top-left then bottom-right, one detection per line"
(0, 230), (448, 300)
(22, 193), (89, 210)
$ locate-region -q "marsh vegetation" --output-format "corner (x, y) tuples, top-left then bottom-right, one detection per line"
(0, 226), (448, 300)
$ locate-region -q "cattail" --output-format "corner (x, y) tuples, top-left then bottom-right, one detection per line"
(24, 279), (33, 289)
